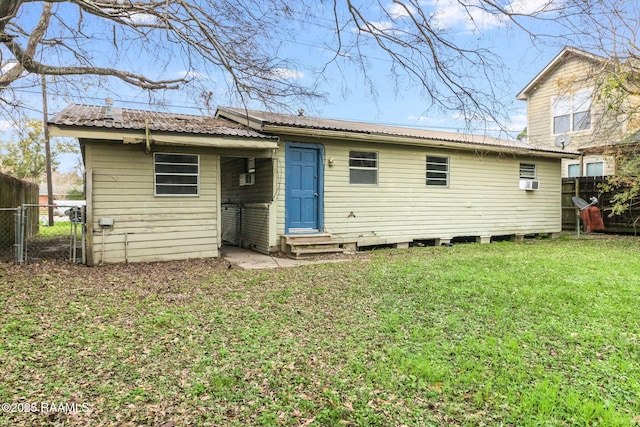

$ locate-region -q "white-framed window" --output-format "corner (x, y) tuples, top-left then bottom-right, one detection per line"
(567, 163), (580, 178)
(519, 163), (537, 179)
(586, 161), (604, 177)
(552, 89), (592, 134)
(154, 153), (199, 196)
(349, 151), (378, 185)
(426, 156), (449, 186)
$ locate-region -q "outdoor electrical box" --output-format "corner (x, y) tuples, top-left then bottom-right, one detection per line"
(99, 217), (114, 227)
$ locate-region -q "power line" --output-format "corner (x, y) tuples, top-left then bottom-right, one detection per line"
(7, 86), (522, 135)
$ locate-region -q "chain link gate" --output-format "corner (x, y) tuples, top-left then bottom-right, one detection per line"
(0, 204), (86, 264)
(0, 208), (20, 262)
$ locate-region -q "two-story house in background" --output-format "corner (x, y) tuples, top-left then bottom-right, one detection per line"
(516, 46), (636, 178)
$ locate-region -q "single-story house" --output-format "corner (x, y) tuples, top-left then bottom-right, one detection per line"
(48, 103), (577, 264)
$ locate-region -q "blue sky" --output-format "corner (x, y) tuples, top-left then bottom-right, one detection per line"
(159, 0), (568, 135)
(283, 0), (570, 135)
(1, 0), (588, 171)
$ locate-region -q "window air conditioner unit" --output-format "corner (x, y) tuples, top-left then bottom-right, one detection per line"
(519, 179), (539, 191)
(239, 172), (255, 186)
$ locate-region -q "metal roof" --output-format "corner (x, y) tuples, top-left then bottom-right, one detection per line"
(217, 107), (576, 155)
(49, 104), (275, 139)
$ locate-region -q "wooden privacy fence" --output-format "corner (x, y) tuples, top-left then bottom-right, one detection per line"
(562, 177), (640, 233)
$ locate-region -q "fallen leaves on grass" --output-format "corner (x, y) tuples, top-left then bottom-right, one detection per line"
(1, 238), (640, 426)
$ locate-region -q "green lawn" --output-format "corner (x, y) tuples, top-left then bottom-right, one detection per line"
(1, 236), (639, 426)
(35, 220), (79, 238)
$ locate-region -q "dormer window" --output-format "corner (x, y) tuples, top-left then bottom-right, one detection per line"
(552, 89), (592, 134)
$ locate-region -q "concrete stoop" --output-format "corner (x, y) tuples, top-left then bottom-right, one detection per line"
(283, 233), (343, 259)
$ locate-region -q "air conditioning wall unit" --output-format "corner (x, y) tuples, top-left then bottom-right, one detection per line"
(519, 179), (540, 191)
(239, 172), (255, 186)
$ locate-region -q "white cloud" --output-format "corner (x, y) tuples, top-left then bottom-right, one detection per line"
(408, 114), (448, 125)
(272, 68), (304, 79)
(507, 0), (560, 15)
(450, 111), (467, 121)
(506, 113), (528, 132)
(127, 13), (158, 25)
(428, 0), (504, 31)
(348, 3), (406, 36)
(100, 7), (159, 25)
(368, 21), (395, 31)
(353, 20), (395, 35)
(510, 113), (527, 126)
(386, 3), (413, 19)
(425, 0), (561, 32)
(176, 70), (207, 80)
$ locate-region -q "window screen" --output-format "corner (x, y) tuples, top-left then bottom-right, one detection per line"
(426, 156), (449, 186)
(349, 151), (378, 184)
(519, 163), (536, 179)
(154, 153), (199, 196)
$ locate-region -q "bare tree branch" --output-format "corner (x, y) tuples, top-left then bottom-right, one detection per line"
(0, 0), (633, 128)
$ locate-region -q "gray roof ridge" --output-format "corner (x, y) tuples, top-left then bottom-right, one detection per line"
(218, 106), (577, 155)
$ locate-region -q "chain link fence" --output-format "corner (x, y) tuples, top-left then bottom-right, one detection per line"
(0, 208), (19, 262)
(0, 204), (85, 264)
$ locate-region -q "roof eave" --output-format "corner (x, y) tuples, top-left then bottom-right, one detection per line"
(48, 124), (279, 149)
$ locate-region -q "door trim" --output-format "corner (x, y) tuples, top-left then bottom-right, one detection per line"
(285, 142), (324, 234)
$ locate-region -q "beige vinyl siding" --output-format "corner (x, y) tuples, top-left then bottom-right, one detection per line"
(526, 55), (625, 150)
(220, 157), (274, 253)
(85, 141), (218, 264)
(221, 157), (274, 203)
(275, 140), (561, 247)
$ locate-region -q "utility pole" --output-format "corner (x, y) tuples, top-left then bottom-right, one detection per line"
(41, 76), (54, 226)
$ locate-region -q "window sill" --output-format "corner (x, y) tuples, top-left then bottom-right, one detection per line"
(552, 128), (592, 136)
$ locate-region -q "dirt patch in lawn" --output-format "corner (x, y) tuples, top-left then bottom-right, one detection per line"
(0, 257), (234, 292)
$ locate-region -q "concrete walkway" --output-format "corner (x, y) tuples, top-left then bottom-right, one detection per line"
(222, 245), (338, 270)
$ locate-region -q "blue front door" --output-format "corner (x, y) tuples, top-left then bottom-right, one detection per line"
(285, 144), (323, 233)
